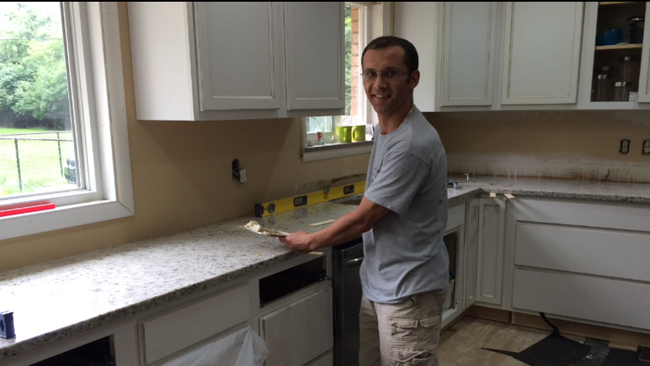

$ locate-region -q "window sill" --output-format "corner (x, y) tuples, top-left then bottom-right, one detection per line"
(0, 199), (134, 241)
(301, 141), (373, 162)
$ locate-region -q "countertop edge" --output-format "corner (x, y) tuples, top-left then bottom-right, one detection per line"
(0, 251), (300, 360)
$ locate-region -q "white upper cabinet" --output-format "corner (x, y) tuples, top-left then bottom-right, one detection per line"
(394, 2), (438, 112)
(128, 3), (196, 121)
(195, 3), (283, 111)
(578, 2), (650, 109)
(501, 2), (583, 105)
(284, 2), (344, 111)
(440, 2), (498, 107)
(395, 2), (587, 111)
(574, 2), (650, 109)
(128, 2), (343, 121)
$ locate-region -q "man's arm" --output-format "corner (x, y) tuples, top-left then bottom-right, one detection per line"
(279, 197), (390, 253)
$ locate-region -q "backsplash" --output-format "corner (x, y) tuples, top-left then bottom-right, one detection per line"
(447, 153), (650, 183)
(425, 110), (650, 184)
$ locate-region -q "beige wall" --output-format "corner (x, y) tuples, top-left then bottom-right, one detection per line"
(427, 110), (650, 160)
(2, 4), (650, 271)
(425, 110), (650, 182)
(0, 3), (370, 272)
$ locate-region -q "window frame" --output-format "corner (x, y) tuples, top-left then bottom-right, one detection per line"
(301, 1), (388, 163)
(0, 2), (134, 241)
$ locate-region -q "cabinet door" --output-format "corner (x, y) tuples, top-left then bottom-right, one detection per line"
(636, 6), (650, 102)
(501, 2), (583, 105)
(284, 2), (344, 110)
(260, 288), (333, 366)
(464, 199), (479, 308)
(195, 3), (284, 111)
(440, 2), (498, 107)
(139, 283), (250, 365)
(476, 198), (506, 305)
(394, 2), (438, 112)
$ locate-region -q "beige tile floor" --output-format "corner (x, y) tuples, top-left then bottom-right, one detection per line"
(438, 316), (586, 366)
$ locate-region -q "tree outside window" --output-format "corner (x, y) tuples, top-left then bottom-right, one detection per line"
(0, 2), (76, 197)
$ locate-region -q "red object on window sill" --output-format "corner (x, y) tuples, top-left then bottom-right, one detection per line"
(0, 203), (56, 218)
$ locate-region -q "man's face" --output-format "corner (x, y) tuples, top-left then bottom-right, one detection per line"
(362, 46), (419, 117)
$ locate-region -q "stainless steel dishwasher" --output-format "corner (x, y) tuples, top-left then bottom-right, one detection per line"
(332, 237), (363, 366)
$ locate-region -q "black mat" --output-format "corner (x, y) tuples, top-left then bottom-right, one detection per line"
(483, 313), (648, 366)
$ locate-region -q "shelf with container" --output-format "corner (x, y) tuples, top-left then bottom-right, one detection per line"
(583, 1), (648, 106)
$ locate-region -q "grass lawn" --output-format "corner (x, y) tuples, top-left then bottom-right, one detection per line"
(0, 127), (48, 135)
(0, 130), (76, 196)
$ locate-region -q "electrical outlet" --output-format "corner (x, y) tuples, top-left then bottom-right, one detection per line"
(643, 140), (650, 156)
(619, 139), (631, 155)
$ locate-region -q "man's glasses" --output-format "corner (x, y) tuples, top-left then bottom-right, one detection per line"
(361, 69), (410, 82)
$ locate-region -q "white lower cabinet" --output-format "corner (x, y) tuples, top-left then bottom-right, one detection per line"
(476, 197), (506, 306)
(509, 197), (650, 332)
(260, 287), (333, 366)
(513, 268), (650, 331)
(138, 282), (251, 365)
(442, 203), (466, 327)
(463, 199), (480, 309)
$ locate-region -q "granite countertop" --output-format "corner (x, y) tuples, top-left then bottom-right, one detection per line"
(1, 176), (649, 360)
(446, 175), (650, 204)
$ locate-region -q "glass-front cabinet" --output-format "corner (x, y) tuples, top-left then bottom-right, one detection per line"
(580, 1), (650, 109)
(590, 2), (646, 103)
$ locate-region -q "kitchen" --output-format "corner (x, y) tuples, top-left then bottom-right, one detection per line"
(1, 2), (650, 366)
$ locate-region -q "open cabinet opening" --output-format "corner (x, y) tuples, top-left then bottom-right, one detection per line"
(259, 256), (327, 307)
(30, 336), (114, 365)
(591, 2), (646, 102)
(443, 230), (458, 314)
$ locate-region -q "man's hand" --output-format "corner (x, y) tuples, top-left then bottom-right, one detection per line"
(279, 197), (390, 253)
(279, 231), (313, 253)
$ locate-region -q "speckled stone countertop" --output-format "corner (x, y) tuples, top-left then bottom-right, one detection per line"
(1, 176), (649, 360)
(447, 175), (650, 204)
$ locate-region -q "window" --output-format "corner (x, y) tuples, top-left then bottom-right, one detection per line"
(1, 3), (76, 197)
(0, 3), (133, 240)
(301, 2), (388, 162)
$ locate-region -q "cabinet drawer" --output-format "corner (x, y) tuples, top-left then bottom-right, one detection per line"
(513, 269), (650, 331)
(261, 287), (333, 366)
(515, 222), (650, 282)
(139, 282), (250, 364)
(512, 198), (650, 232)
(447, 204), (466, 232)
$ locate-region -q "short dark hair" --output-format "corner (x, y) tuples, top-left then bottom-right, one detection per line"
(361, 36), (419, 74)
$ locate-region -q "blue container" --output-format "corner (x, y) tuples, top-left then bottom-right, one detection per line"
(596, 28), (623, 46)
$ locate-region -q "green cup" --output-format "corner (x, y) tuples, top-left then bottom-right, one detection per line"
(352, 125), (366, 142)
(336, 126), (352, 143)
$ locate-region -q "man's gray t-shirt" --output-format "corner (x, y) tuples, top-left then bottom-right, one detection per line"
(361, 106), (449, 304)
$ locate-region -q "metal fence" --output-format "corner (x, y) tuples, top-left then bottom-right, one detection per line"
(0, 131), (75, 195)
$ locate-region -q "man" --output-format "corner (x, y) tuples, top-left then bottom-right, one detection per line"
(280, 36), (448, 366)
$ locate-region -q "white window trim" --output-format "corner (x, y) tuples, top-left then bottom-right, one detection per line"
(301, 2), (389, 163)
(0, 2), (134, 241)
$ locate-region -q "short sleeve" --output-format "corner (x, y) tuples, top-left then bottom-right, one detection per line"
(364, 150), (429, 215)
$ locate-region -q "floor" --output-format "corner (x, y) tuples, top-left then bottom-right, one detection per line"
(437, 316), (586, 366)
